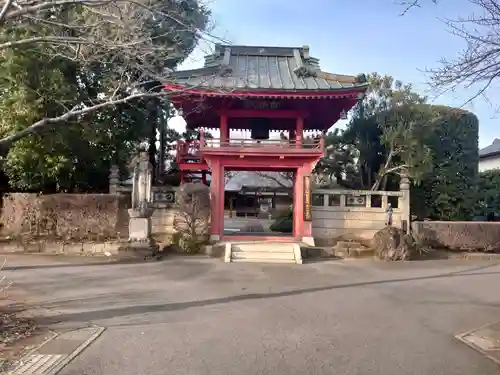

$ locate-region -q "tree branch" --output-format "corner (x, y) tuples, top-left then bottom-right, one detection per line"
(398, 0), (438, 16)
(0, 0), (14, 24)
(0, 90), (173, 147)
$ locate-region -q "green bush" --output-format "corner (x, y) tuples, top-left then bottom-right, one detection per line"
(412, 106), (479, 220)
(473, 170), (500, 219)
(270, 209), (293, 233)
(171, 231), (206, 254)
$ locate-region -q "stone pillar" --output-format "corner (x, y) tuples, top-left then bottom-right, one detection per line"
(399, 173), (411, 233)
(123, 152), (158, 257)
(109, 165), (120, 194)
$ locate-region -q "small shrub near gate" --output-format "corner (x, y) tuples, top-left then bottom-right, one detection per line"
(173, 183), (210, 253)
(270, 209), (293, 233)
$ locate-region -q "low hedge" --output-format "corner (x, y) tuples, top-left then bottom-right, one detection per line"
(270, 209), (293, 233)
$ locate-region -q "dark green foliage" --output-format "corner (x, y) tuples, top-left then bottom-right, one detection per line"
(473, 170), (500, 219)
(412, 106), (479, 220)
(0, 0), (211, 191)
(319, 72), (479, 221)
(315, 128), (362, 188)
(270, 209), (293, 233)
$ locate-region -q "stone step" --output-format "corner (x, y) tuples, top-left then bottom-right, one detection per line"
(231, 258), (297, 264)
(227, 241), (301, 264)
(232, 247), (294, 254)
(335, 241), (364, 249)
(336, 241), (362, 246)
(232, 243), (296, 253)
(334, 248), (374, 259)
(232, 251), (295, 260)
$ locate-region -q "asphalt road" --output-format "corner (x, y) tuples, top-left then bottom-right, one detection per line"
(3, 253), (500, 375)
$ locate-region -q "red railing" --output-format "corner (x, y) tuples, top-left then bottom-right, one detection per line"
(176, 140), (202, 164)
(201, 138), (323, 149)
(176, 133), (325, 164)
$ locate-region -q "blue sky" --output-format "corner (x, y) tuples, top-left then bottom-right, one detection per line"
(174, 0), (497, 148)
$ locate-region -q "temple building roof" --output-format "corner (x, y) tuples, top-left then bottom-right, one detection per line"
(480, 138), (500, 159)
(167, 44), (368, 92)
(225, 172), (292, 192)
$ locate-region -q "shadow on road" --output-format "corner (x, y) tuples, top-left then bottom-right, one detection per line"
(35, 262), (500, 325)
(2, 260), (143, 271)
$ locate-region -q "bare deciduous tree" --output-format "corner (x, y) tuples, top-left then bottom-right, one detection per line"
(427, 0), (500, 103)
(398, 0), (438, 15)
(0, 0), (224, 147)
(0, 258), (12, 295)
(400, 0), (500, 105)
(174, 182), (210, 252)
(254, 171), (293, 188)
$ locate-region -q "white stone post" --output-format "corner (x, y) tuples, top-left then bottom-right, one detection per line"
(399, 173), (411, 233)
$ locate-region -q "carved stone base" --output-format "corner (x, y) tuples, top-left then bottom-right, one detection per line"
(121, 217), (159, 259)
(129, 217), (152, 242)
(118, 239), (160, 260)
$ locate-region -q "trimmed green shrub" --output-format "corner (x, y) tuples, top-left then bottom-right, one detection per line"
(270, 209), (293, 233)
(474, 169), (500, 219)
(412, 106), (479, 220)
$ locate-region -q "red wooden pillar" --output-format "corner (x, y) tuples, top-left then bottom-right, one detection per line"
(220, 114), (229, 144)
(209, 161), (225, 241)
(293, 164), (315, 245)
(293, 167), (304, 238)
(295, 116), (303, 148)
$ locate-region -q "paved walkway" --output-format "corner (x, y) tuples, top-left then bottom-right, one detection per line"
(223, 216), (273, 233)
(3, 253), (500, 374)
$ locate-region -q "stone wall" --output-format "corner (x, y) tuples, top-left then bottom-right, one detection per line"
(311, 186), (410, 247)
(1, 193), (128, 240)
(151, 203), (177, 239)
(412, 221), (500, 251)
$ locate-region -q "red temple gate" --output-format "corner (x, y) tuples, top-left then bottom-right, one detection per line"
(165, 44), (368, 244)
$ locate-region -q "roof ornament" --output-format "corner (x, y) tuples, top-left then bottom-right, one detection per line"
(339, 109), (348, 120)
(355, 74), (368, 84)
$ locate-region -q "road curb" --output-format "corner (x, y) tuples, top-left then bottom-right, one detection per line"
(7, 326), (105, 375)
(455, 319), (500, 367)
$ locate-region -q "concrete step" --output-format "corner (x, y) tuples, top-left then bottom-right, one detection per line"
(232, 243), (295, 253)
(231, 258), (297, 264)
(227, 241), (301, 264)
(333, 248), (374, 258)
(232, 251), (295, 260)
(335, 241), (363, 248)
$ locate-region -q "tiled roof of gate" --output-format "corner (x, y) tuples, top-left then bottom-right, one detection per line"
(168, 44), (368, 91)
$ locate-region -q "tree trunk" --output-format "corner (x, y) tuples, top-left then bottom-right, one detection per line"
(372, 149), (394, 191)
(157, 104), (166, 181)
(148, 99), (158, 183)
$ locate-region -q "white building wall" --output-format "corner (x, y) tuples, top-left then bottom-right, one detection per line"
(479, 156), (500, 172)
